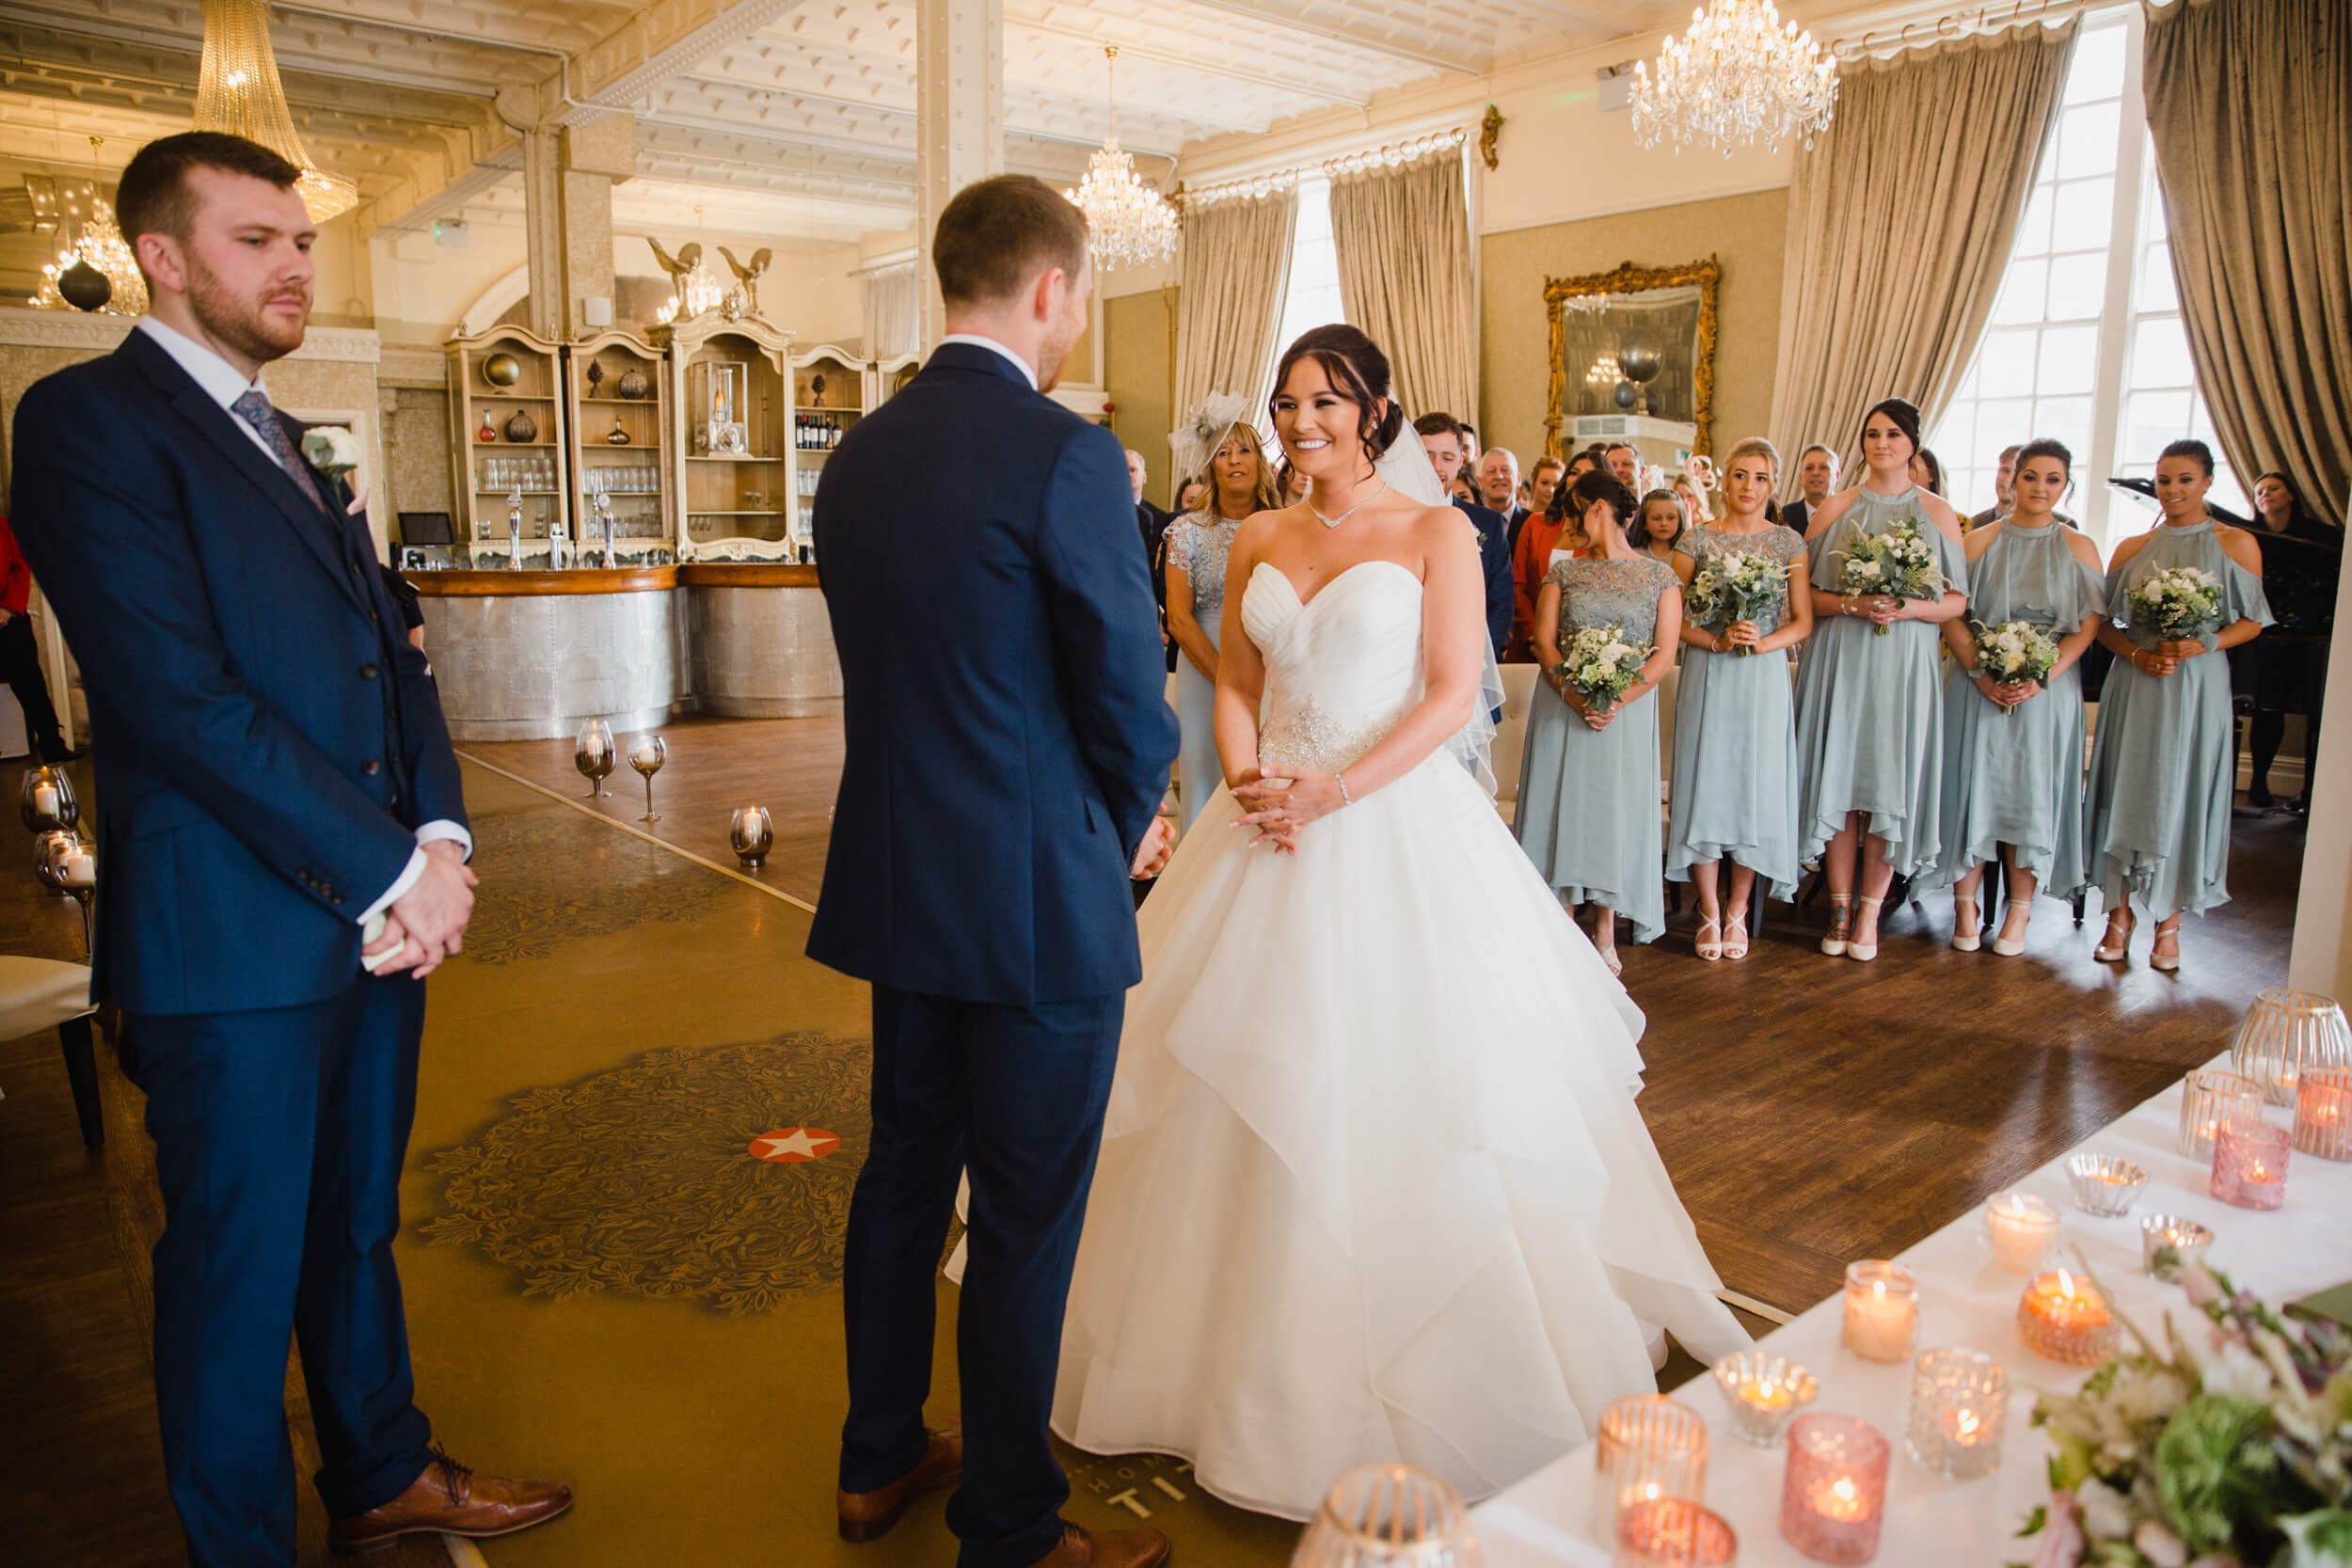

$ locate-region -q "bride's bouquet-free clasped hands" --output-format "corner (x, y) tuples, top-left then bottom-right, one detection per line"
(1686, 551), (1787, 657)
(1556, 624), (1651, 715)
(1835, 517), (1947, 636)
(1972, 620), (2063, 716)
(2130, 566), (2226, 643)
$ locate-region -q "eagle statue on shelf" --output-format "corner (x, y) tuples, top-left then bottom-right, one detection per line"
(718, 245), (771, 317)
(645, 237), (704, 298)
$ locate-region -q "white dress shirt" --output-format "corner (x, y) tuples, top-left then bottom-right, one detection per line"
(939, 333), (1040, 391)
(136, 314), (470, 929)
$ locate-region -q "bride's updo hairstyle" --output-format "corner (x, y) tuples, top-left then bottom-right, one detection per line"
(1270, 325), (1405, 461)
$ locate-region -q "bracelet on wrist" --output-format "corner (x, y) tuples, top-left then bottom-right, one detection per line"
(1335, 772), (1353, 807)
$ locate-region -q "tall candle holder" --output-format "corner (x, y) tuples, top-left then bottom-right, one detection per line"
(2178, 1068), (2265, 1158)
(574, 719), (615, 799)
(1839, 1260), (1917, 1363)
(2210, 1117), (2288, 1210)
(2229, 990), (2352, 1105)
(20, 764), (78, 832)
(2018, 1270), (2116, 1365)
(2293, 1066), (2352, 1162)
(1289, 1463), (1478, 1568)
(629, 733), (667, 823)
(1592, 1395), (1708, 1536)
(1779, 1415), (1887, 1565)
(1711, 1351), (1816, 1448)
(1903, 1348), (2008, 1479)
(1614, 1497), (1737, 1567)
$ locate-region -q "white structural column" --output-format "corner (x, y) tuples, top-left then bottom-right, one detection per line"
(2290, 540), (2352, 999)
(914, 0), (1006, 349)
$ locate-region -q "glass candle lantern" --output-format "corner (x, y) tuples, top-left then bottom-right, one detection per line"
(1711, 1351), (1817, 1448)
(1614, 1497), (1737, 1567)
(1839, 1261), (1917, 1363)
(1592, 1395), (1708, 1535)
(1289, 1463), (1480, 1568)
(2293, 1067), (2352, 1162)
(2139, 1213), (2214, 1278)
(2229, 990), (2352, 1106)
(1903, 1348), (2008, 1479)
(2211, 1118), (2289, 1210)
(2065, 1153), (2147, 1217)
(2178, 1068), (2265, 1158)
(2018, 1270), (2116, 1365)
(1779, 1416), (1887, 1565)
(1982, 1193), (2058, 1274)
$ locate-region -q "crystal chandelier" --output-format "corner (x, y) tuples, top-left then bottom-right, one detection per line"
(195, 0), (358, 221)
(1065, 47), (1178, 271)
(655, 264), (725, 326)
(1632, 0), (1839, 157)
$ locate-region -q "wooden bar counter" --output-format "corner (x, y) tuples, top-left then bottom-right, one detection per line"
(406, 565), (681, 741)
(676, 562), (843, 719)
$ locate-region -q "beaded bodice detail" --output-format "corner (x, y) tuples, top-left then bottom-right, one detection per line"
(1168, 512), (1245, 645)
(1243, 560), (1427, 776)
(1684, 524), (1804, 636)
(1542, 554), (1677, 645)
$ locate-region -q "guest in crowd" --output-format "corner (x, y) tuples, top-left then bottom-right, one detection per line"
(1276, 459), (1311, 507)
(1478, 446), (1529, 551)
(1909, 446), (1946, 497)
(1165, 423), (1280, 828)
(1673, 474), (1711, 529)
(1509, 459), (1585, 660)
(1449, 471), (1479, 506)
(1528, 454), (1565, 520)
(1127, 447), (1171, 659)
(1638, 488), (1688, 563)
(1928, 438), (2107, 955)
(1966, 444), (2021, 530)
(1173, 475), (1208, 516)
(1416, 412), (1514, 656)
(0, 511), (78, 761)
(2235, 469), (2339, 812)
(1604, 441), (1640, 489)
(1516, 471), (1683, 974)
(1783, 443), (1840, 534)
(2086, 439), (2271, 970)
(1666, 438), (1812, 959)
(1795, 397), (1971, 961)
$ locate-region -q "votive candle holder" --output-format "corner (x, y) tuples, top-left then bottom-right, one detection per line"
(2178, 1068), (2265, 1159)
(1839, 1261), (1917, 1364)
(2211, 1118), (2289, 1210)
(1615, 1497), (1738, 1567)
(1902, 1348), (2009, 1480)
(1711, 1351), (1817, 1448)
(1779, 1415), (1887, 1565)
(2065, 1153), (2147, 1217)
(1592, 1395), (1708, 1535)
(2293, 1066), (2352, 1162)
(2018, 1270), (2116, 1366)
(1982, 1192), (2059, 1274)
(2229, 990), (2352, 1105)
(2139, 1214), (2214, 1278)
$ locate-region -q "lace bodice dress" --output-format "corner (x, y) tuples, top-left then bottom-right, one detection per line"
(1165, 513), (1244, 827)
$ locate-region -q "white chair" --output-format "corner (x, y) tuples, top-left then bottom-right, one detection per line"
(0, 956), (102, 1147)
(1492, 663), (1540, 826)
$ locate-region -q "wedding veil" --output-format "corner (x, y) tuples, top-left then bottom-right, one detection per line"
(1370, 425), (1506, 795)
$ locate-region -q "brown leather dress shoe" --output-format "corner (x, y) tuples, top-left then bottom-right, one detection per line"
(1029, 1522), (1172, 1568)
(837, 1429), (963, 1542)
(329, 1449), (572, 1554)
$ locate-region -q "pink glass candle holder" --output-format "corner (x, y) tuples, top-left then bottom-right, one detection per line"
(2178, 1068), (2265, 1158)
(1592, 1395), (1708, 1535)
(2211, 1118), (2289, 1209)
(1615, 1497), (1738, 1567)
(2293, 1067), (2352, 1161)
(2018, 1270), (2117, 1366)
(1780, 1415), (1888, 1564)
(1903, 1348), (2008, 1479)
(1839, 1261), (1917, 1363)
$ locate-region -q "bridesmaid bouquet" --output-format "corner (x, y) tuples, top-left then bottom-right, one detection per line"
(2129, 566), (2225, 641)
(1969, 620), (2062, 715)
(1835, 518), (1946, 636)
(1558, 623), (1651, 714)
(1686, 551), (1787, 656)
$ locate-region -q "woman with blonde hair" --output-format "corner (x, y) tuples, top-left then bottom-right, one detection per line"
(1166, 407), (1283, 827)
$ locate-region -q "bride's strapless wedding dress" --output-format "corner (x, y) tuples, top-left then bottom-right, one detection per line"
(1049, 560), (1748, 1519)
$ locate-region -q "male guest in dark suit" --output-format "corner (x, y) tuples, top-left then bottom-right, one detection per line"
(810, 176), (1180, 1568)
(1126, 445), (1175, 665)
(9, 133), (569, 1567)
(1414, 412), (1514, 657)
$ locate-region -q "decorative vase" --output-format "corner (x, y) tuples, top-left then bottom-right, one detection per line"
(615, 369), (650, 401)
(504, 409), (539, 443)
(585, 360), (605, 394)
(59, 260), (113, 312)
(475, 410), (498, 444)
(482, 351), (522, 388)
(606, 417), (631, 446)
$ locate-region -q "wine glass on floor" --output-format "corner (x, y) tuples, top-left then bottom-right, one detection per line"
(630, 734), (667, 822)
(575, 719), (615, 799)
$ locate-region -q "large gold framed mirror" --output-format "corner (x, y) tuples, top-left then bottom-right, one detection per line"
(1543, 257), (1721, 460)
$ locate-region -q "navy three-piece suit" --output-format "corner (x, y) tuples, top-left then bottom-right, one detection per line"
(809, 341), (1179, 1568)
(11, 326), (463, 1567)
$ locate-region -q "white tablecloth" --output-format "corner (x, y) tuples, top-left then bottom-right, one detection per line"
(1472, 1053), (2352, 1565)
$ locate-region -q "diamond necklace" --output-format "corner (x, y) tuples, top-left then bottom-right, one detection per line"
(1310, 480), (1388, 530)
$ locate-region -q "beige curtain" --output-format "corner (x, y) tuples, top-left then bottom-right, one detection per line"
(862, 264), (919, 362)
(1768, 21), (2077, 484)
(2146, 0), (2350, 530)
(1172, 190), (1297, 450)
(1328, 149), (1477, 426)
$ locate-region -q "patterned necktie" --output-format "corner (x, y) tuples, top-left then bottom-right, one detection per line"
(230, 388), (330, 515)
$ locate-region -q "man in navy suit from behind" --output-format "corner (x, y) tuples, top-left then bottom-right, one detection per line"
(9, 133), (569, 1566)
(810, 176), (1179, 1568)
(1414, 412), (1514, 657)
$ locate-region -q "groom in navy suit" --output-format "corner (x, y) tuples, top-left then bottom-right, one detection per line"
(811, 176), (1179, 1568)
(10, 133), (568, 1565)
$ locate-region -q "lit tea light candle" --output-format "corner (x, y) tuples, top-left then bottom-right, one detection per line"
(1780, 1415), (1887, 1563)
(2293, 1068), (2352, 1162)
(1904, 1346), (2008, 1478)
(2211, 1118), (2289, 1209)
(2178, 1069), (2264, 1158)
(631, 738), (661, 767)
(1839, 1260), (1917, 1363)
(1711, 1351), (1816, 1448)
(62, 846), (95, 888)
(1615, 1496), (1737, 1567)
(2139, 1213), (2215, 1276)
(32, 780), (59, 817)
(1812, 1476), (1867, 1521)
(1983, 1192), (2058, 1274)
(2065, 1153), (2148, 1216)
(2017, 1270), (2116, 1366)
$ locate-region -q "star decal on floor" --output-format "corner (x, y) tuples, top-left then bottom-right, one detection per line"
(751, 1127), (842, 1163)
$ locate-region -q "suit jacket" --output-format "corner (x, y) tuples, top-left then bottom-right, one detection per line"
(807, 342), (1179, 1006)
(1454, 498), (1516, 657)
(9, 328), (466, 1015)
(1783, 499), (1814, 536)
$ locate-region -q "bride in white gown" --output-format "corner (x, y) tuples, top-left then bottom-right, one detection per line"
(1047, 325), (1748, 1520)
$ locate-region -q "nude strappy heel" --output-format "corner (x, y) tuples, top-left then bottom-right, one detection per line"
(1950, 895), (1981, 953)
(1695, 914), (1724, 961)
(1723, 910), (1751, 961)
(1847, 895), (1884, 962)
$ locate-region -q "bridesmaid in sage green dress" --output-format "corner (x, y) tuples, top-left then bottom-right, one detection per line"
(1928, 438), (2108, 956)
(1794, 397), (1971, 962)
(2085, 439), (2271, 972)
(1667, 437), (1814, 961)
(1516, 470), (1684, 973)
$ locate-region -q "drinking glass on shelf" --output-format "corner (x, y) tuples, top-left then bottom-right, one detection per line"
(575, 719), (616, 798)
